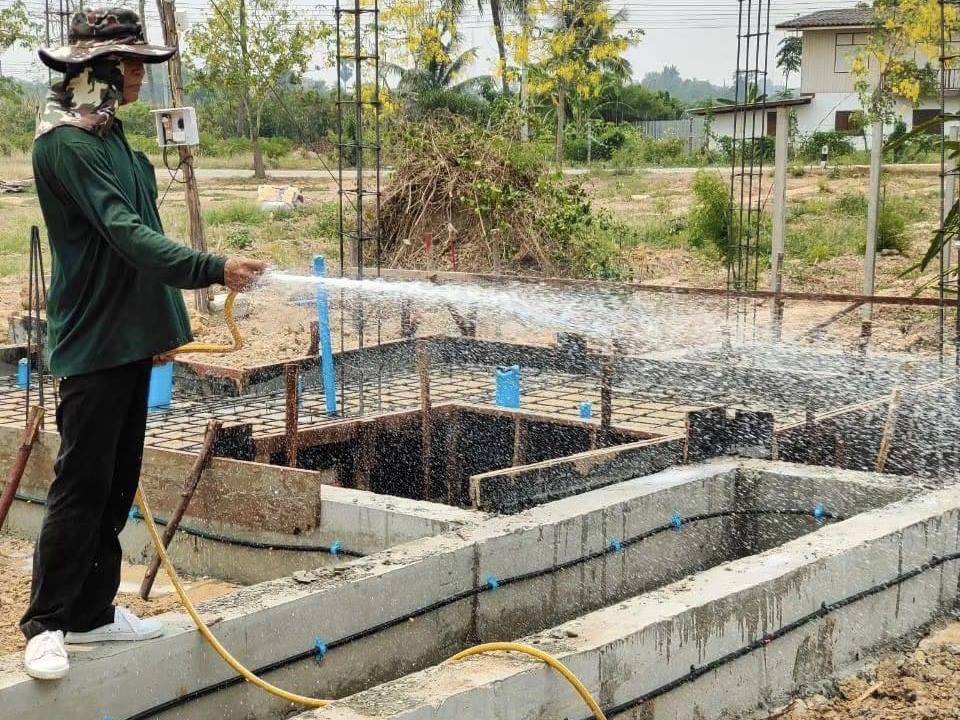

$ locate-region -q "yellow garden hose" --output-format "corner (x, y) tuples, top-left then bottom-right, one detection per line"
(134, 290), (606, 719)
(169, 291), (244, 355)
(450, 643), (607, 720)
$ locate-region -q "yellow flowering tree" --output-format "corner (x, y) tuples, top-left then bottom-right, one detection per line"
(523, 0), (638, 162)
(853, 0), (959, 121)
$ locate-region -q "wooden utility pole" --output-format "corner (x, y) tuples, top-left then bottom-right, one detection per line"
(156, 0), (210, 314)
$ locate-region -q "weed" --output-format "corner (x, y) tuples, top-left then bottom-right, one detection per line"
(816, 176), (833, 195)
(225, 228), (253, 250)
(204, 201), (266, 226)
(788, 163), (806, 178)
(834, 193), (867, 216)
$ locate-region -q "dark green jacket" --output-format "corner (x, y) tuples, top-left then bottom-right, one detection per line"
(32, 121), (225, 377)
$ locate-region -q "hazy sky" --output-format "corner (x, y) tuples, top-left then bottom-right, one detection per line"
(1, 0), (858, 89)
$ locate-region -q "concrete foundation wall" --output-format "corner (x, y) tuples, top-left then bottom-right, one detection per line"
(300, 481), (960, 720)
(0, 461), (907, 720)
(470, 436), (685, 513)
(0, 425), (482, 583)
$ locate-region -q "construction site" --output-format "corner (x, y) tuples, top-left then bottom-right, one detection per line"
(2, 0), (960, 719)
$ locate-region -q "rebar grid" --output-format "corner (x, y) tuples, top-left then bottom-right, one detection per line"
(0, 360), (813, 453)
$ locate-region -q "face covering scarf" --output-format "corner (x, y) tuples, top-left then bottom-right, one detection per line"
(36, 59), (124, 139)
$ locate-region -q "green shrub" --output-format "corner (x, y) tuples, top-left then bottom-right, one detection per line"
(716, 135), (774, 163)
(116, 101), (155, 136)
(877, 205), (909, 254)
(798, 131), (854, 161)
(788, 163), (806, 177)
(225, 227), (253, 250)
(205, 200), (266, 226)
(259, 136), (294, 162)
(687, 169), (731, 259)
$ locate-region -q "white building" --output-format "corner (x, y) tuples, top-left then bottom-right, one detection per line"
(694, 7), (957, 146)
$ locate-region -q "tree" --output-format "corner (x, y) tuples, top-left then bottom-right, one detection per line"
(852, 0), (954, 122)
(185, 0), (327, 177)
(525, 0), (639, 163)
(0, 0), (40, 57)
(473, 0), (527, 96)
(776, 35), (802, 93)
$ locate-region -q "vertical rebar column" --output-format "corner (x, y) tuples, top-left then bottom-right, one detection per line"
(335, 0), (382, 416)
(727, 0), (771, 294)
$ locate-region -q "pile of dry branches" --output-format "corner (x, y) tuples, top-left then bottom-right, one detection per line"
(378, 114), (561, 274)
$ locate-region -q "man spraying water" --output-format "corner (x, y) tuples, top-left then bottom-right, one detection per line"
(20, 7), (266, 680)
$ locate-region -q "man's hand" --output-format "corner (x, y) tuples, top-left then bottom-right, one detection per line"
(224, 258), (268, 292)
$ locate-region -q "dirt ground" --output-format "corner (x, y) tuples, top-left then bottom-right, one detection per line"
(0, 534), (236, 655)
(766, 619), (960, 720)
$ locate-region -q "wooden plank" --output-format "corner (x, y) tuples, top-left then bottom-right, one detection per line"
(445, 413), (461, 506)
(417, 342), (432, 500)
(599, 355), (613, 448)
(284, 363), (299, 467)
(512, 416), (526, 466)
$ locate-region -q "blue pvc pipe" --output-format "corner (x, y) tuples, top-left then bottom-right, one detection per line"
(313, 255), (338, 416)
(494, 365), (521, 408)
(16, 357), (29, 389)
(147, 362), (174, 410)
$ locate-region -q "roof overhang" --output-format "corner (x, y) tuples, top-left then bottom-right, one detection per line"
(688, 96), (813, 116)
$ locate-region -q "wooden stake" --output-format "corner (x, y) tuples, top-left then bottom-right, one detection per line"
(139, 419), (221, 600)
(157, 0), (209, 314)
(875, 386), (902, 473)
(400, 300), (415, 338)
(354, 425), (375, 492)
(0, 406), (44, 533)
(599, 355), (613, 448)
(308, 320), (320, 356)
(512, 416), (527, 466)
(416, 342), (432, 500)
(284, 363), (300, 468)
(445, 413), (461, 506)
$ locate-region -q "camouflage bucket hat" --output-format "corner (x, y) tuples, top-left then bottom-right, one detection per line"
(38, 7), (175, 73)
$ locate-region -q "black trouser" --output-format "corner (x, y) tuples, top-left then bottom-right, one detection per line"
(20, 359), (152, 640)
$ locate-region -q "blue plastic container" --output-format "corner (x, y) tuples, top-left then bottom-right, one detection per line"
(579, 401), (593, 419)
(494, 365), (521, 408)
(16, 357), (30, 389)
(147, 362), (174, 410)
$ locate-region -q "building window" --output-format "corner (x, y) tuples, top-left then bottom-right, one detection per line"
(835, 111), (856, 132)
(912, 108), (942, 135)
(835, 32), (869, 73)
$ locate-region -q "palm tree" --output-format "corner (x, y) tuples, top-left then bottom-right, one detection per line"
(384, 16), (489, 112)
(472, 0), (529, 96)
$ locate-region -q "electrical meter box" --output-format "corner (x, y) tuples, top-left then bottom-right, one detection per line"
(152, 107), (199, 147)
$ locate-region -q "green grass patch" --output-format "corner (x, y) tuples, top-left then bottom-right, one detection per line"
(204, 200), (267, 226)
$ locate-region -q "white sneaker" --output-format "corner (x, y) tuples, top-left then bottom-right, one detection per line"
(24, 630), (69, 680)
(64, 607), (163, 644)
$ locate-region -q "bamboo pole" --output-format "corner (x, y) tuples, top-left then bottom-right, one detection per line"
(416, 342), (432, 500)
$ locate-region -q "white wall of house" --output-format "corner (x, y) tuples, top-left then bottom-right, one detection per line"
(708, 25), (959, 148)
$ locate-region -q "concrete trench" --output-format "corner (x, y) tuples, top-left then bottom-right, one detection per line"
(0, 459), (934, 720)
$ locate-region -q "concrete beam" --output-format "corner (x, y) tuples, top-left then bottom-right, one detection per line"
(300, 482), (960, 720)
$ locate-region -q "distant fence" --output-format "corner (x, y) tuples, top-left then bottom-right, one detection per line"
(635, 117), (707, 150)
